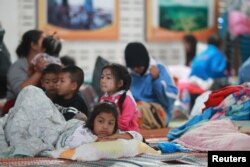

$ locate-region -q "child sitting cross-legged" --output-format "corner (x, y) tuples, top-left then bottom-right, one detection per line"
(99, 63), (139, 131)
(65, 102), (143, 148)
(54, 65), (88, 121)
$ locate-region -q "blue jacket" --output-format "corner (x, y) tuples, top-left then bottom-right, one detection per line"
(239, 57), (250, 84)
(130, 63), (178, 123)
(190, 45), (227, 80)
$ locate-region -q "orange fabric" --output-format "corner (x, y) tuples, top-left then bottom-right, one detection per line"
(60, 148), (76, 159)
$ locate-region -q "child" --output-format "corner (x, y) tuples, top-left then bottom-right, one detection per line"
(60, 55), (76, 67)
(31, 35), (62, 66)
(41, 63), (62, 101)
(42, 35), (62, 57)
(65, 102), (143, 148)
(99, 63), (139, 131)
(54, 65), (89, 121)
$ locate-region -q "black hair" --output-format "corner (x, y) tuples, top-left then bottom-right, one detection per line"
(124, 42), (149, 75)
(183, 34), (197, 66)
(207, 34), (222, 48)
(60, 55), (76, 66)
(85, 102), (118, 134)
(41, 63), (62, 77)
(101, 63), (131, 113)
(60, 65), (84, 90)
(42, 35), (62, 57)
(16, 30), (43, 58)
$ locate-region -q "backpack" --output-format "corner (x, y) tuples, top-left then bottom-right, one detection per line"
(137, 101), (167, 129)
(91, 56), (109, 97)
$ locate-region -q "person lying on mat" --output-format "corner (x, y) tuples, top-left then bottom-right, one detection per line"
(64, 102), (143, 148)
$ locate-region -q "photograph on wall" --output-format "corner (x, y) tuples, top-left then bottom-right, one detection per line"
(38, 0), (119, 40)
(147, 0), (218, 41)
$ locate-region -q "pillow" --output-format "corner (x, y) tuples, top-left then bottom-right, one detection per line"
(91, 56), (109, 97)
(44, 139), (160, 161)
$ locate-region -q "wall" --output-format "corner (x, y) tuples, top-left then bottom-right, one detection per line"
(0, 0), (186, 82)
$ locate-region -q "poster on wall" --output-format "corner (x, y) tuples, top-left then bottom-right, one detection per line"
(38, 0), (119, 40)
(146, 0), (218, 41)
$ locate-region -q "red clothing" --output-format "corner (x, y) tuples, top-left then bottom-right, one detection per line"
(204, 85), (244, 110)
(2, 99), (16, 116)
(178, 82), (205, 98)
(100, 90), (139, 131)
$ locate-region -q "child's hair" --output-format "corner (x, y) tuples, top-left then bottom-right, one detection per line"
(207, 33), (222, 48)
(61, 65), (84, 90)
(183, 34), (197, 66)
(101, 63), (131, 112)
(42, 35), (62, 57)
(60, 55), (76, 67)
(41, 63), (62, 77)
(85, 102), (118, 134)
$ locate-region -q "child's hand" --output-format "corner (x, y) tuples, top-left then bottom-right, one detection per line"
(74, 112), (87, 122)
(98, 133), (133, 141)
(35, 56), (48, 72)
(150, 65), (159, 80)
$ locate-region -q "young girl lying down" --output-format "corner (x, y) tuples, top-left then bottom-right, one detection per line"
(65, 102), (143, 148)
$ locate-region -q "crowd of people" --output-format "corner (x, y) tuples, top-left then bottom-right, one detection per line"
(0, 28), (249, 150)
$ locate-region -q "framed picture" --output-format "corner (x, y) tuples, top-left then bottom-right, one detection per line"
(38, 0), (119, 40)
(146, 0), (218, 41)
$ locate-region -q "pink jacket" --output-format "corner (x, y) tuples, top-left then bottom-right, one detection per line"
(99, 90), (139, 131)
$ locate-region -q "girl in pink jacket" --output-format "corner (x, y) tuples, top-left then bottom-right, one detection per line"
(99, 63), (139, 131)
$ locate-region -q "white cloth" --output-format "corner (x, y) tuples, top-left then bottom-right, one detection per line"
(65, 125), (143, 148)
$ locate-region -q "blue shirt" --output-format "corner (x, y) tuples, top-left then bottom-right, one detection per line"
(239, 57), (250, 84)
(190, 45), (227, 80)
(130, 64), (178, 123)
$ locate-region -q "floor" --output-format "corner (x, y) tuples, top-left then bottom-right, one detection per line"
(139, 117), (188, 140)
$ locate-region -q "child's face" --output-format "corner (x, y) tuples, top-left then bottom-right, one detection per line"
(183, 40), (191, 53)
(100, 68), (117, 94)
(41, 73), (58, 95)
(57, 72), (76, 98)
(131, 66), (145, 75)
(93, 112), (116, 138)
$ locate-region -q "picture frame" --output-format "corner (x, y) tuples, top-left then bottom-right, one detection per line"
(38, 0), (119, 40)
(146, 0), (218, 41)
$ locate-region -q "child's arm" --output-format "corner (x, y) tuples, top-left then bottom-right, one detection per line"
(98, 130), (143, 141)
(118, 95), (138, 131)
(65, 126), (97, 148)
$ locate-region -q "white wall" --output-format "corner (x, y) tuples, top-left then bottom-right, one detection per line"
(0, 0), (185, 82)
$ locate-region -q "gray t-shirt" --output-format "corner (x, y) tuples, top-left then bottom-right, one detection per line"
(6, 57), (29, 99)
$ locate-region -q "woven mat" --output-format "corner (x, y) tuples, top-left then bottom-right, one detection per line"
(0, 157), (73, 166)
(0, 152), (207, 167)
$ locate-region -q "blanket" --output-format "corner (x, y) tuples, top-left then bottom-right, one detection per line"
(0, 86), (160, 162)
(44, 139), (160, 161)
(0, 86), (76, 157)
(175, 119), (250, 151)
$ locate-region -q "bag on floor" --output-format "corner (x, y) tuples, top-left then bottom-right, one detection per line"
(137, 101), (167, 129)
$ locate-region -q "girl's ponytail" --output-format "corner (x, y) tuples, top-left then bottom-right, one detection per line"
(117, 91), (127, 114)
